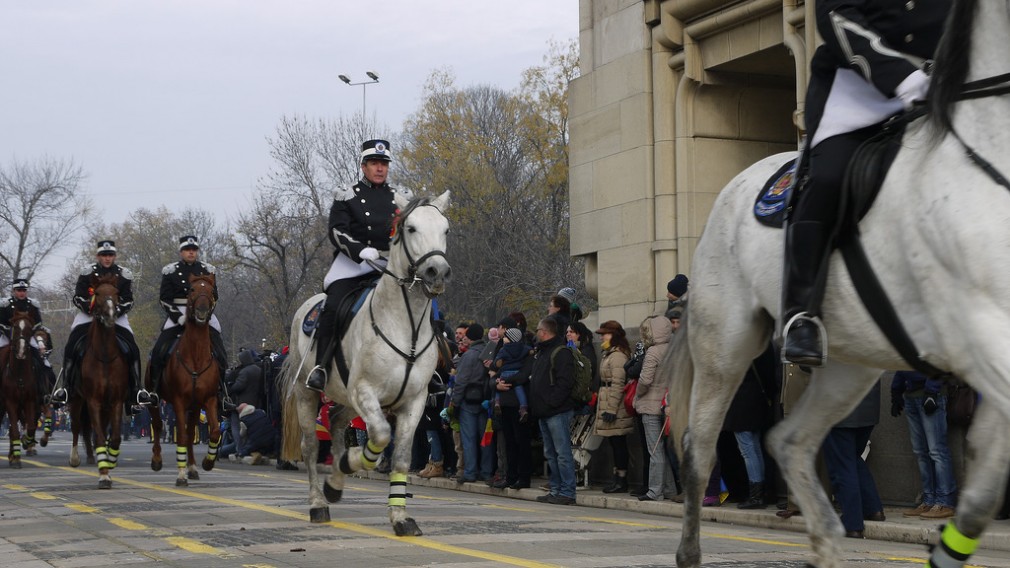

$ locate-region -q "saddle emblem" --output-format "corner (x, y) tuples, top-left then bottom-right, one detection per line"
(755, 160), (795, 218)
(302, 300), (325, 336)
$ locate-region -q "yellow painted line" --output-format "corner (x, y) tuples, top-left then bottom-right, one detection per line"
(108, 517), (148, 530)
(242, 564), (277, 568)
(701, 531), (808, 548)
(3, 484), (28, 491)
(29, 492), (57, 500)
(66, 504), (100, 513)
(164, 536), (225, 556)
(575, 516), (667, 529)
(19, 458), (561, 568)
(878, 556), (982, 568)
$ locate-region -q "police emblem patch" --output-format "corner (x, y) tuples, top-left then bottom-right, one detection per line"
(375, 142), (386, 154)
(302, 299), (325, 336)
(753, 158), (797, 228)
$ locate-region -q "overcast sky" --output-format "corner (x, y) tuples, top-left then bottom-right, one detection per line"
(1, 1), (579, 284)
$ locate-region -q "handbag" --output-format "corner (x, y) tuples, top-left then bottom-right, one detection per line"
(623, 379), (638, 417)
(947, 380), (977, 427)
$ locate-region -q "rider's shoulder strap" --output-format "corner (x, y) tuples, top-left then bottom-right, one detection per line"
(162, 262), (177, 275)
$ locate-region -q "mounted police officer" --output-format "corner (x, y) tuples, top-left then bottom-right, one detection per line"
(148, 236), (229, 401)
(782, 0), (951, 365)
(0, 276), (44, 354)
(306, 139), (413, 392)
(53, 240), (150, 406)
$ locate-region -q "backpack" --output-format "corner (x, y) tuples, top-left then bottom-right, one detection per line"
(550, 345), (593, 406)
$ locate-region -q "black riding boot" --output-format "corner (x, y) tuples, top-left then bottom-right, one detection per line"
(130, 361), (151, 406)
(306, 308), (336, 392)
(782, 221), (830, 366)
(738, 482), (767, 509)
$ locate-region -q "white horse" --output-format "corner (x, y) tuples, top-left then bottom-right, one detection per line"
(281, 191), (450, 536)
(664, 1), (1010, 566)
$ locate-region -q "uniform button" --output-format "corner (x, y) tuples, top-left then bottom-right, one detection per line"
(905, 0), (915, 9)
(904, 33), (913, 43)
(365, 211), (370, 216)
(367, 226), (372, 230)
(360, 199), (366, 203)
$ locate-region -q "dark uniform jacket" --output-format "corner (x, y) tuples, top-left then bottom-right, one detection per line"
(73, 263), (135, 315)
(160, 259), (217, 324)
(231, 350), (264, 408)
(806, 0), (951, 137)
(240, 408), (276, 455)
(0, 296), (42, 329)
(328, 179), (405, 263)
(529, 335), (576, 419)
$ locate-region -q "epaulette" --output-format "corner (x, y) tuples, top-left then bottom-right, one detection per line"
(334, 185), (354, 201)
(120, 266), (134, 280)
(394, 186), (415, 200)
(28, 298), (40, 308)
(81, 264), (96, 276)
(162, 262), (178, 275)
(202, 262), (216, 274)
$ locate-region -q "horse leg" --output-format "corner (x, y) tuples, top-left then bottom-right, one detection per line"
(387, 396), (426, 537)
(202, 397), (221, 471)
(342, 392), (392, 474)
(293, 391), (326, 522)
(69, 401), (81, 468)
(186, 413), (199, 480)
(40, 403), (52, 447)
(7, 402), (22, 469)
(926, 401), (1010, 567)
(173, 406), (190, 486)
(148, 401), (163, 472)
(105, 401), (124, 479)
(323, 404), (354, 504)
(90, 399), (112, 489)
(765, 362), (880, 568)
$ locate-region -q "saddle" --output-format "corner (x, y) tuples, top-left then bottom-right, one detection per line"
(301, 279), (376, 339)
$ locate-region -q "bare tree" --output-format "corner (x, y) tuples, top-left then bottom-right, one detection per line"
(0, 156), (91, 284)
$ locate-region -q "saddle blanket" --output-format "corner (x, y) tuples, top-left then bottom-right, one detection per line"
(301, 288), (373, 337)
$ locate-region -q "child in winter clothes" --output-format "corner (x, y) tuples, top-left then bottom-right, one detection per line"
(492, 328), (531, 420)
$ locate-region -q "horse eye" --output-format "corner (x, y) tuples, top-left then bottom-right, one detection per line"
(407, 226), (417, 234)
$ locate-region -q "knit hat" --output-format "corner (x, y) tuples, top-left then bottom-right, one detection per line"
(488, 327), (500, 342)
(557, 287), (577, 303)
(237, 403), (256, 418)
(504, 328), (523, 343)
(665, 308), (683, 320)
(667, 274), (689, 297)
(595, 320), (624, 336)
(465, 323), (484, 341)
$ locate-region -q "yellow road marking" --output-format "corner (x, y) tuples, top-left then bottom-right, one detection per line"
(108, 517), (148, 530)
(701, 531), (808, 548)
(2, 484), (28, 491)
(29, 492), (57, 500)
(164, 536), (225, 555)
(19, 458), (561, 568)
(575, 516), (666, 529)
(242, 564), (277, 568)
(66, 504), (100, 513)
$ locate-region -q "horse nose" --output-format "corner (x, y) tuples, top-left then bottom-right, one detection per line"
(425, 261), (451, 282)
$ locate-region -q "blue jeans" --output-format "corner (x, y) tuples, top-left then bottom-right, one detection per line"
(641, 413), (677, 500)
(734, 431), (765, 483)
(822, 425), (883, 532)
(426, 429), (443, 462)
(539, 409), (577, 498)
(459, 404), (493, 480)
(904, 394), (957, 507)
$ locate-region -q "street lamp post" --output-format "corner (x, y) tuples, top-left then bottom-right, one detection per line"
(338, 71), (380, 118)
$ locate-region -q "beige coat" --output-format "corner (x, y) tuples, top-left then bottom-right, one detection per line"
(592, 348), (634, 436)
(633, 315), (672, 416)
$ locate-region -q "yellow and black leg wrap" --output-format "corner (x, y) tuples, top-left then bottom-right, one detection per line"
(389, 472), (408, 508)
(107, 447), (120, 469)
(44, 417), (53, 434)
(928, 521), (979, 568)
(361, 440), (384, 471)
(176, 445), (187, 469)
(97, 446), (114, 469)
(11, 439), (21, 458)
(21, 434), (36, 450)
(206, 438), (220, 462)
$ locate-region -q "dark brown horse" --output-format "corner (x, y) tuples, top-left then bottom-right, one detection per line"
(70, 274), (129, 488)
(0, 310), (42, 468)
(148, 274), (223, 486)
(32, 325), (55, 452)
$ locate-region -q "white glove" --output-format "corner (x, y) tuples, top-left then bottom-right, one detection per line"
(359, 247), (380, 261)
(895, 69), (930, 111)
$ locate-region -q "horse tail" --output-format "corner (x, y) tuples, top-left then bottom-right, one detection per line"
(280, 349), (305, 463)
(663, 301), (694, 459)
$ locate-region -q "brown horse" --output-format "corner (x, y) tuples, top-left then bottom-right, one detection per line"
(71, 274), (129, 489)
(32, 325), (55, 452)
(148, 274), (223, 486)
(0, 310), (42, 468)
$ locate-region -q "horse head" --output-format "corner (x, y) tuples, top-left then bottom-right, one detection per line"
(90, 274), (120, 328)
(33, 326), (50, 358)
(187, 274), (216, 325)
(10, 310), (33, 361)
(390, 190), (452, 298)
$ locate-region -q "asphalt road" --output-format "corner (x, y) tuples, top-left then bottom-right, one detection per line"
(3, 437), (1010, 567)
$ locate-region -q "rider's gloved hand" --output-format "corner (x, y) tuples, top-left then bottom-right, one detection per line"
(922, 392), (940, 416)
(895, 69), (930, 111)
(168, 311), (183, 325)
(359, 247), (380, 261)
(889, 394), (903, 417)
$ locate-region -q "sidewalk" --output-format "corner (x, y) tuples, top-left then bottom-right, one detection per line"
(345, 468), (1010, 553)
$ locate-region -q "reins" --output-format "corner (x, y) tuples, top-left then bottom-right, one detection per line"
(943, 71), (1010, 192)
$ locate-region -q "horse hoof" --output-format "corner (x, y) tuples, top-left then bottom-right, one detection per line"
(188, 470), (200, 480)
(10, 461), (21, 469)
(176, 478), (188, 487)
(393, 518), (422, 537)
(323, 481), (343, 503)
(309, 507), (331, 523)
(151, 460), (162, 472)
(39, 438), (48, 448)
(98, 479), (112, 490)
(69, 458), (80, 468)
(202, 458), (216, 472)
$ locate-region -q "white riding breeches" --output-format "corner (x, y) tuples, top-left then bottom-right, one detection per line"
(0, 335), (40, 350)
(71, 312), (134, 333)
(323, 253), (386, 290)
(162, 307), (222, 332)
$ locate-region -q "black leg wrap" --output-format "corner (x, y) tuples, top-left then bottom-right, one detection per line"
(323, 481), (343, 503)
(339, 453), (354, 475)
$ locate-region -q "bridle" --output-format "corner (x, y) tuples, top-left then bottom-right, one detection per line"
(187, 278), (216, 325)
(364, 199), (448, 409)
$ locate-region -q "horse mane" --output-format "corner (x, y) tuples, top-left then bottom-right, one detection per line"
(928, 0), (979, 136)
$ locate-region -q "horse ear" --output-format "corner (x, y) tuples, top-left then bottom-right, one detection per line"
(431, 190), (450, 212)
(394, 191), (410, 210)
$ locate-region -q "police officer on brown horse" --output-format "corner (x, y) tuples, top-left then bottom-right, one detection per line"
(148, 236), (229, 401)
(306, 139), (414, 392)
(0, 277), (44, 356)
(54, 240), (150, 406)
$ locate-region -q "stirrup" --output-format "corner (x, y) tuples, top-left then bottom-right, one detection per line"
(305, 365), (327, 392)
(781, 312), (828, 367)
(52, 388), (68, 405)
(136, 389), (153, 405)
